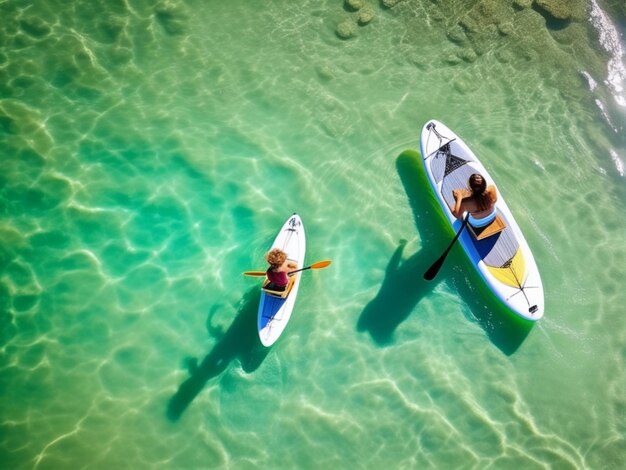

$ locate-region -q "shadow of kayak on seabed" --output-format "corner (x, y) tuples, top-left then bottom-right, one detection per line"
(166, 287), (269, 421)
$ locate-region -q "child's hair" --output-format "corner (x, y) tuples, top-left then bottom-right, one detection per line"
(266, 248), (287, 269)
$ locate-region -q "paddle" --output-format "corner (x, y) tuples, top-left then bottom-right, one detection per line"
(288, 260), (332, 274)
(423, 213), (469, 281)
(243, 260), (332, 277)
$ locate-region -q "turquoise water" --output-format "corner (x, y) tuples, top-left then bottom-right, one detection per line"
(1, 0), (625, 468)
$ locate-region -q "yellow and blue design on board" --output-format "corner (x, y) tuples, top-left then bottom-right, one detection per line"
(487, 248), (526, 288)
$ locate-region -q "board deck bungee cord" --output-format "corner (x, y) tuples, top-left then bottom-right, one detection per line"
(420, 120), (544, 321)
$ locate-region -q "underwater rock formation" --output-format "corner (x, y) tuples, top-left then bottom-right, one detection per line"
(513, 0), (533, 8)
(423, 0), (607, 104)
(346, 0), (364, 11)
(447, 25), (467, 44)
(357, 6), (375, 25)
(534, 0), (574, 20)
(336, 20), (356, 39)
(382, 0), (404, 8)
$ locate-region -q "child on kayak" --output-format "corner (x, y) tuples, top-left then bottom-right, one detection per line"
(265, 248), (298, 291)
(451, 173), (498, 226)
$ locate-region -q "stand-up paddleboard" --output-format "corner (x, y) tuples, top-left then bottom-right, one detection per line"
(257, 213), (306, 346)
(420, 120), (544, 321)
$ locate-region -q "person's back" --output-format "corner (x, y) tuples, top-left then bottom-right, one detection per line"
(266, 267), (289, 287)
(452, 173), (497, 226)
(265, 248), (297, 291)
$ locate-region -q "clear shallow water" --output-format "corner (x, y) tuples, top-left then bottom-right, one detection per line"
(1, 0), (625, 469)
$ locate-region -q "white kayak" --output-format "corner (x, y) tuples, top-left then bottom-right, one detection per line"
(419, 120), (544, 321)
(257, 213), (306, 346)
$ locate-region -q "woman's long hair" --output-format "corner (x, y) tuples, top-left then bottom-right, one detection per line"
(468, 174), (491, 211)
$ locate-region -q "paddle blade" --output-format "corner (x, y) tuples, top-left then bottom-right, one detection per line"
(423, 214), (469, 281)
(243, 271), (267, 277)
(310, 260), (332, 269)
(423, 256), (445, 281)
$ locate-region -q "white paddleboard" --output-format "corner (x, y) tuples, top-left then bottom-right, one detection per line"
(420, 120), (544, 321)
(257, 213), (306, 346)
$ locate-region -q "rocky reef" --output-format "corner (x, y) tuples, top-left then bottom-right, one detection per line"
(336, 20), (356, 39)
(534, 0), (580, 20)
(425, 0), (607, 98)
(335, 0), (407, 39)
(330, 0), (619, 114)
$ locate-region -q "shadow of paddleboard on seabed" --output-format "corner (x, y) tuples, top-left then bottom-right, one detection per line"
(357, 239), (443, 345)
(166, 287), (269, 421)
(449, 267), (533, 355)
(357, 151), (449, 345)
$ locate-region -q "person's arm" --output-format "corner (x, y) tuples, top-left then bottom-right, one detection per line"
(284, 260), (298, 277)
(451, 189), (467, 219)
(488, 185), (497, 204)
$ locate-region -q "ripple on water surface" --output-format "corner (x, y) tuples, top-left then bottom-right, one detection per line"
(1, 0), (626, 469)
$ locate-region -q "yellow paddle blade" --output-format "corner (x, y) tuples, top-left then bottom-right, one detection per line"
(243, 271), (266, 277)
(310, 260), (332, 269)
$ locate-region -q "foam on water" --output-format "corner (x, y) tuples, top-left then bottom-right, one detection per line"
(1, 1), (626, 469)
(590, 0), (626, 107)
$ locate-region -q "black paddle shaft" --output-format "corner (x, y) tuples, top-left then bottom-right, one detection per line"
(424, 214), (469, 281)
(288, 266), (311, 275)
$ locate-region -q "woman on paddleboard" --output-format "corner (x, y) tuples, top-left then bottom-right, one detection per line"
(451, 173), (498, 227)
(265, 248), (298, 291)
